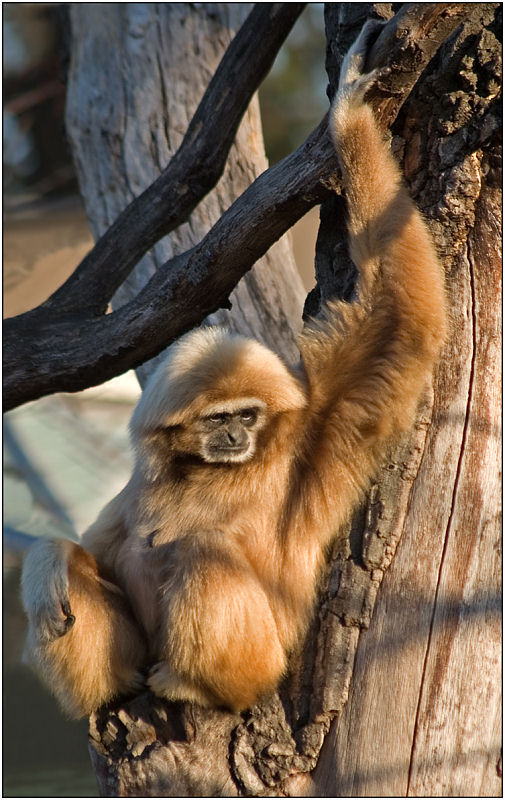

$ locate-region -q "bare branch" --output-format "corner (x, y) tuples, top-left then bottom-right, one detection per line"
(42, 2), (306, 316)
(3, 119), (334, 410)
(3, 3), (469, 412)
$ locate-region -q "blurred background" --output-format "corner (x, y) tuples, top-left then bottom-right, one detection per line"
(3, 4), (327, 796)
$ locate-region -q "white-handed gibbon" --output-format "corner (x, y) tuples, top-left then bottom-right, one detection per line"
(21, 22), (447, 719)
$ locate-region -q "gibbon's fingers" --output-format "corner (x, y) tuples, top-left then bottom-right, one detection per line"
(338, 17), (387, 91)
(340, 67), (381, 105)
(61, 601), (76, 632)
(21, 538), (75, 643)
(34, 603), (73, 642)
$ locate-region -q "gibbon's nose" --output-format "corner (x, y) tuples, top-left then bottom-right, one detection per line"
(226, 422), (247, 447)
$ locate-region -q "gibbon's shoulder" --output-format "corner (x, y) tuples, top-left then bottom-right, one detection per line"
(130, 327), (307, 435)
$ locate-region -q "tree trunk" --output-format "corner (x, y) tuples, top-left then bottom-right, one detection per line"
(311, 3), (502, 795)
(64, 3), (501, 796)
(65, 2), (306, 386)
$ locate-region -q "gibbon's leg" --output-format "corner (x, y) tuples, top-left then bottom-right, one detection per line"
(148, 533), (286, 711)
(22, 538), (146, 718)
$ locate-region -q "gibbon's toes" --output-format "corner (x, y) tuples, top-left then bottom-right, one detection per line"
(147, 662), (166, 693)
(128, 670), (147, 694)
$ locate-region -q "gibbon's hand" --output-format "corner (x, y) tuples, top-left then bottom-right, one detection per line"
(54, 600), (76, 638)
(32, 590), (75, 643)
(337, 18), (389, 101)
(21, 538), (75, 642)
(32, 588), (75, 643)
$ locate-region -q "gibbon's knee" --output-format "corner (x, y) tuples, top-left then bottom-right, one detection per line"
(151, 613), (286, 713)
(24, 542), (146, 718)
(150, 625), (286, 713)
(148, 662), (218, 709)
(152, 537), (287, 712)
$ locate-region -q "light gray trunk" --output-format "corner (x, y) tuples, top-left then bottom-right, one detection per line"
(65, 2), (305, 388)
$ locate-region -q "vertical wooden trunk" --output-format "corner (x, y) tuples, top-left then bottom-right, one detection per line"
(311, 4), (501, 795)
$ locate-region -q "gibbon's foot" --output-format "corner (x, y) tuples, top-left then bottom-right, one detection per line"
(148, 662), (212, 707)
(127, 669), (147, 695)
(147, 661), (170, 695)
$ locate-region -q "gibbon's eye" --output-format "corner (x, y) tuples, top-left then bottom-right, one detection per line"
(207, 413), (227, 425)
(239, 408), (258, 425)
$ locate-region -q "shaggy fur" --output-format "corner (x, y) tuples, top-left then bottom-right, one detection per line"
(21, 23), (447, 718)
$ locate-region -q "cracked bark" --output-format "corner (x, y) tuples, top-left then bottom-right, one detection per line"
(311, 4), (501, 796)
(17, 3), (502, 796)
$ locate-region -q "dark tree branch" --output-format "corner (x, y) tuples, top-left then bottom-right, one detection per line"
(3, 120), (334, 410)
(41, 2), (306, 316)
(3, 3), (468, 412)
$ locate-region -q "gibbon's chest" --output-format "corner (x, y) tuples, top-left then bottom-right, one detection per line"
(116, 463), (292, 637)
(129, 455), (291, 543)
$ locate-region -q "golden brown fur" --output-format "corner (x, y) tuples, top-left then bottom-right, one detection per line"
(22, 540), (145, 717)
(21, 22), (447, 718)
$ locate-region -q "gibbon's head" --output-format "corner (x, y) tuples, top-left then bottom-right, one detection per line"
(131, 327), (306, 471)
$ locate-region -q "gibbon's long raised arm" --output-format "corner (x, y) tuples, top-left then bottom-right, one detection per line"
(21, 22), (447, 718)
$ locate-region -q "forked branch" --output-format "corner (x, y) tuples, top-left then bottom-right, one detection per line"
(3, 3), (467, 411)
(45, 2), (306, 316)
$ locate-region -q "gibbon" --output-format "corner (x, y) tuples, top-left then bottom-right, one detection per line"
(21, 22), (447, 719)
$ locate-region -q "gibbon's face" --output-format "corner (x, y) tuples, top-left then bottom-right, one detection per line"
(177, 403), (266, 464)
(143, 400), (270, 474)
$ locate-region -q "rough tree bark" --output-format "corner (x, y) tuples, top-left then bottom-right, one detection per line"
(19, 2), (502, 796)
(310, 3), (502, 795)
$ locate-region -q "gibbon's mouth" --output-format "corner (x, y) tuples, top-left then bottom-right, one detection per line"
(215, 446), (251, 459)
(216, 445), (248, 453)
(202, 445), (252, 464)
